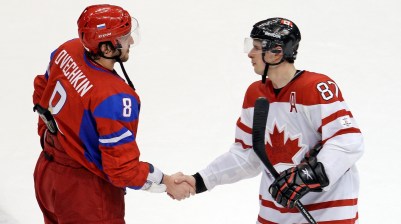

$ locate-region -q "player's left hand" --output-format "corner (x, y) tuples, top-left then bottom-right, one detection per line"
(269, 157), (329, 208)
(163, 172), (195, 200)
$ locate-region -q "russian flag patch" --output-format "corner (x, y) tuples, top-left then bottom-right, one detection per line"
(97, 23), (106, 29)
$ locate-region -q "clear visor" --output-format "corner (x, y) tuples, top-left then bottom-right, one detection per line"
(116, 17), (141, 49)
(244, 38), (280, 55)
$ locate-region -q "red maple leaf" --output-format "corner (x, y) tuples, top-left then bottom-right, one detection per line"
(265, 124), (302, 166)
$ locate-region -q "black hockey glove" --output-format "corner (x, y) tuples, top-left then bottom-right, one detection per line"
(269, 157), (329, 208)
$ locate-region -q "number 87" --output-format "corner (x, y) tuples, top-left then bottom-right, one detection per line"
(316, 81), (338, 101)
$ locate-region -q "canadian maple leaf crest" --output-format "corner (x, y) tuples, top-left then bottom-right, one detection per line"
(265, 123), (303, 166)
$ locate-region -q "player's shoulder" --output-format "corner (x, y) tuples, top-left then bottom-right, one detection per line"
(48, 38), (86, 72)
(52, 38), (83, 56)
(91, 87), (140, 122)
(60, 38), (83, 49)
(242, 80), (266, 109)
(92, 79), (140, 103)
(246, 80), (263, 93)
(298, 70), (334, 84)
(296, 70), (343, 105)
(294, 70), (337, 95)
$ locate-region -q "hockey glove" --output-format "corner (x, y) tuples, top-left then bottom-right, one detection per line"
(269, 157), (329, 208)
(141, 163), (166, 193)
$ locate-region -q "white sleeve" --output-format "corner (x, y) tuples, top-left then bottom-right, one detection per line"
(318, 133), (364, 191)
(309, 97), (364, 190)
(198, 143), (262, 191)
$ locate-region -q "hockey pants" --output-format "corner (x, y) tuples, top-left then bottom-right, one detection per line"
(34, 131), (126, 224)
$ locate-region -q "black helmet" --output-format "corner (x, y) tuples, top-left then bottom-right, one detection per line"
(250, 17), (301, 62)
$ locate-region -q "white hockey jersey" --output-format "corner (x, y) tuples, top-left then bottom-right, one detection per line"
(199, 70), (364, 224)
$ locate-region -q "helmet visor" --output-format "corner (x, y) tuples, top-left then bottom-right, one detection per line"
(244, 38), (281, 55)
(116, 17), (141, 49)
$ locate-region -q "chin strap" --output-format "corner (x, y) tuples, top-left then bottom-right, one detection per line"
(100, 49), (136, 91)
(115, 57), (135, 90)
(261, 52), (285, 84)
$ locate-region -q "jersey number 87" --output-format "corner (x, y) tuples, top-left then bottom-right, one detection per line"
(316, 81), (339, 101)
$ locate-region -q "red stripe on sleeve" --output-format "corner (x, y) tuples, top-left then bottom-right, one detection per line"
(318, 109), (353, 133)
(257, 215), (278, 224)
(236, 118), (252, 134)
(322, 128), (361, 143)
(259, 195), (358, 212)
(235, 139), (252, 149)
(258, 213), (358, 224)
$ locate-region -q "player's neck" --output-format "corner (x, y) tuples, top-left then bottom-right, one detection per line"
(95, 58), (116, 71)
(268, 63), (297, 89)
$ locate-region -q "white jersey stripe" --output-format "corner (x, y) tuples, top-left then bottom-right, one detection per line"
(99, 130), (133, 144)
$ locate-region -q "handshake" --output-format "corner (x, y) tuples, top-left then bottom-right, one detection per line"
(143, 171), (198, 201)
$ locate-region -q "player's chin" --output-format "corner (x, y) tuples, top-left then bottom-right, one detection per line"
(120, 55), (129, 62)
(255, 68), (264, 75)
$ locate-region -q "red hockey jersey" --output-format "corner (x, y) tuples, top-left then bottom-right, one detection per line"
(33, 38), (149, 188)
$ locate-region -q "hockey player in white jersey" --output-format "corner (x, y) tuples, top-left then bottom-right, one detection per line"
(175, 17), (364, 223)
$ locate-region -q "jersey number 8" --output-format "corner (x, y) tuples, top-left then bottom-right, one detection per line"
(122, 98), (132, 117)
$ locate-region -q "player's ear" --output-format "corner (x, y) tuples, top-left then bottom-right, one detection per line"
(271, 46), (283, 55)
(99, 43), (107, 54)
(99, 42), (114, 55)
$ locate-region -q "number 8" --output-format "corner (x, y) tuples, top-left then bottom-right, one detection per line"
(122, 98), (132, 117)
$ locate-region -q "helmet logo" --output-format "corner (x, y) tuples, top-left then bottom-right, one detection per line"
(97, 23), (106, 29)
(280, 20), (293, 27)
(98, 33), (112, 38)
(263, 31), (281, 39)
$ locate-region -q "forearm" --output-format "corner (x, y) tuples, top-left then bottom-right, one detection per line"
(105, 160), (150, 188)
(196, 144), (262, 191)
(318, 135), (364, 190)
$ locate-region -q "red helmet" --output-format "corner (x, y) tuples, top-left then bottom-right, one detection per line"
(77, 4), (134, 53)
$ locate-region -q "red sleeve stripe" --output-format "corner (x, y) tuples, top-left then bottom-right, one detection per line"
(318, 109), (353, 133)
(257, 215), (278, 224)
(258, 213), (358, 224)
(236, 118), (252, 134)
(259, 195), (358, 212)
(322, 128), (361, 143)
(235, 138), (252, 149)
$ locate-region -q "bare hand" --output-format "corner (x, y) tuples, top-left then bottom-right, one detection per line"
(174, 174), (195, 189)
(163, 172), (195, 200)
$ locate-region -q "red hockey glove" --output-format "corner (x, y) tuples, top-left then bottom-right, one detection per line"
(269, 157), (329, 208)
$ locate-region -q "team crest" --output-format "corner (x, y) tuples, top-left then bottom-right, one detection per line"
(265, 122), (306, 168)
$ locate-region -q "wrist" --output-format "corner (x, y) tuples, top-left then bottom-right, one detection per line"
(148, 163), (164, 184)
(162, 174), (170, 185)
(192, 172), (207, 194)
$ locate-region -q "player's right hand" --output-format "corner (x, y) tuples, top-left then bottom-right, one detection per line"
(163, 172), (195, 200)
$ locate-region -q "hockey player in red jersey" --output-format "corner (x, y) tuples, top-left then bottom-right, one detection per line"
(33, 4), (194, 223)
(176, 18), (364, 223)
